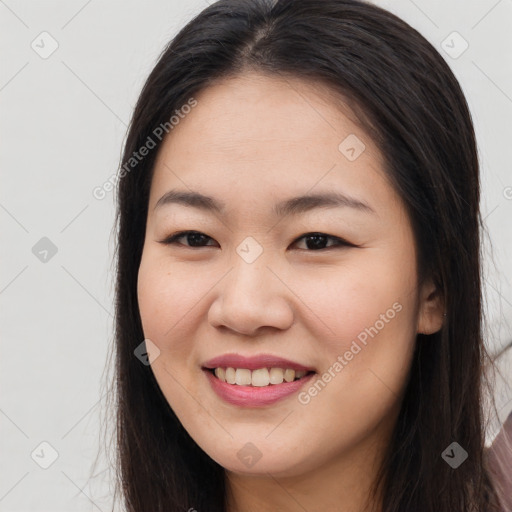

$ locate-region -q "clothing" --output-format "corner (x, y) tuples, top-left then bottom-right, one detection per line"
(486, 411), (512, 511)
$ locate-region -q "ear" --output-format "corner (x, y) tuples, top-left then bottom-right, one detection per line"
(417, 278), (444, 335)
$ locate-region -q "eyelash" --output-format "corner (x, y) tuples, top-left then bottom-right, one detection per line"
(158, 230), (356, 251)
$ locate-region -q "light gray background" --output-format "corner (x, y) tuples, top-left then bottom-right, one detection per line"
(1, 1), (511, 510)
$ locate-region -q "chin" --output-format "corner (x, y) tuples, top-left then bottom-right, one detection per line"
(201, 437), (313, 477)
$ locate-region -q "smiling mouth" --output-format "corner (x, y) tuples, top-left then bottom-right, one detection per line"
(205, 367), (316, 387)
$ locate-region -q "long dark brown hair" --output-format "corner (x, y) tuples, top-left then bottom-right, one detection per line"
(101, 0), (504, 510)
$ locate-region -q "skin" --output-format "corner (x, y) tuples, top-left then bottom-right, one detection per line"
(137, 72), (444, 512)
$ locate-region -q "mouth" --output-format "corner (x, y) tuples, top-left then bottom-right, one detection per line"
(201, 353), (317, 406)
(203, 367), (316, 387)
(202, 365), (317, 407)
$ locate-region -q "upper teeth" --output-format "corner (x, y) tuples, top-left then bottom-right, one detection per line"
(214, 367), (308, 386)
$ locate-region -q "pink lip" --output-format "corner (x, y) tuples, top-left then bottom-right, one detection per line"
(204, 369), (315, 407)
(202, 353), (315, 372)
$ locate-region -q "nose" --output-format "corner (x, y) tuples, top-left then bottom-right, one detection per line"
(208, 260), (294, 337)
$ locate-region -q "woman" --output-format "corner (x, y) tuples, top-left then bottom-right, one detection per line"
(107, 0), (509, 510)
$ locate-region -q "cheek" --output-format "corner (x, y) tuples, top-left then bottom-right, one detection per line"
(137, 255), (201, 377)
(137, 253), (208, 415)
(294, 250), (418, 434)
(299, 248), (417, 359)
(137, 252), (205, 342)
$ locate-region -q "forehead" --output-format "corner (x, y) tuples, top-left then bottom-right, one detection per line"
(162, 72), (372, 155)
(149, 72), (391, 214)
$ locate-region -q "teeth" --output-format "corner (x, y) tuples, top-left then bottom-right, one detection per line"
(235, 368), (252, 386)
(269, 368), (284, 384)
(214, 367), (226, 382)
(225, 367), (236, 384)
(212, 367), (311, 386)
(252, 368), (270, 387)
(284, 369), (295, 382)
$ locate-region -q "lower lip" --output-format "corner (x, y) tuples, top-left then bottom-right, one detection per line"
(203, 369), (315, 407)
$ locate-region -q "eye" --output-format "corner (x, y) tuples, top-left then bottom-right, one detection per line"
(158, 230), (218, 248)
(159, 230), (355, 251)
(292, 232), (355, 251)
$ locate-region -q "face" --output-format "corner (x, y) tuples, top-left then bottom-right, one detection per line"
(137, 72), (443, 478)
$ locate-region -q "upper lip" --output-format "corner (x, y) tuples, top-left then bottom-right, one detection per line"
(202, 353), (316, 372)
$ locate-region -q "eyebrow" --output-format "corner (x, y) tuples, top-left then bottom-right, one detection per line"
(153, 189), (375, 217)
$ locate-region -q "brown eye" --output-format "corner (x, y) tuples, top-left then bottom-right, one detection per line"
(159, 230), (217, 248)
(293, 233), (354, 251)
